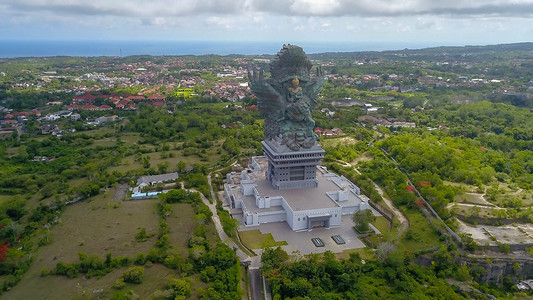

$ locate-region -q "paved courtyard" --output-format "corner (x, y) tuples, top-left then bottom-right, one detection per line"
(239, 214), (377, 255)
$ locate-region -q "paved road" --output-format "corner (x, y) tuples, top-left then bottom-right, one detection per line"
(249, 268), (262, 300)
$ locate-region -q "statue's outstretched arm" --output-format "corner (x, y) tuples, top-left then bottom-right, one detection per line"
(303, 66), (324, 110)
(248, 68), (284, 116)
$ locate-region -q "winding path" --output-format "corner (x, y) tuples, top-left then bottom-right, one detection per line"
(369, 179), (409, 240)
(342, 160), (410, 240)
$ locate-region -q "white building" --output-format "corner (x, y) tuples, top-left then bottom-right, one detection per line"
(225, 156), (371, 231)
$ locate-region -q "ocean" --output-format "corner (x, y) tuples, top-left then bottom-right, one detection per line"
(0, 40), (436, 58)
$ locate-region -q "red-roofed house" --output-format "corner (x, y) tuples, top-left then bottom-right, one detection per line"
(110, 96), (122, 104)
(126, 95), (146, 102)
(73, 94), (97, 104)
(100, 105), (112, 111)
(148, 93), (165, 101)
(2, 120), (17, 126)
(83, 104), (98, 111)
(30, 109), (41, 116)
(67, 104), (80, 111)
(323, 129), (334, 136)
(4, 114), (13, 119)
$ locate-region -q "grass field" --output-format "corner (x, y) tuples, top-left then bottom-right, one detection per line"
(166, 202), (219, 258)
(239, 230), (287, 249)
(451, 204), (495, 218)
(3, 187), (222, 299)
(88, 138), (118, 148)
(321, 136), (358, 147)
(456, 192), (491, 205)
(108, 143), (226, 174)
(120, 133), (141, 144)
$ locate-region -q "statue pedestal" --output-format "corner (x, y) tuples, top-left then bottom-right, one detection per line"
(262, 140), (325, 190)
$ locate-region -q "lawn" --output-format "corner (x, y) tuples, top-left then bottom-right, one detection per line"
(398, 209), (442, 252)
(443, 180), (478, 193)
(372, 216), (391, 234)
(239, 230), (287, 249)
(83, 126), (116, 137)
(336, 247), (376, 260)
(451, 204), (495, 218)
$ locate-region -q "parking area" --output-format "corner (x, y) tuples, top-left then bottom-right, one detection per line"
(241, 215), (369, 255)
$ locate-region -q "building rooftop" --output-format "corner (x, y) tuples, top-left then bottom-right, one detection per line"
(136, 172), (179, 185)
(227, 156), (368, 213)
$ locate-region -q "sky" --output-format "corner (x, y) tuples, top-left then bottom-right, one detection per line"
(2, 0), (533, 51)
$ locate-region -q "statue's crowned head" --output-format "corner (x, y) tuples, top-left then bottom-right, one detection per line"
(269, 44), (313, 83)
(292, 76), (299, 87)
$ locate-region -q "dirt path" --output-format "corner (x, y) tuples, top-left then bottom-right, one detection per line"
(370, 179), (409, 239)
(447, 202), (504, 210)
(112, 184), (128, 201)
(341, 160), (409, 240)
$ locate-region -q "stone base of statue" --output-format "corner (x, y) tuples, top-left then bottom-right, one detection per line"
(262, 140), (325, 190)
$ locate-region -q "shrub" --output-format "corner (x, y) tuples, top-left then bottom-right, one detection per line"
(113, 277), (126, 289)
(121, 266), (144, 284)
(135, 228), (148, 242)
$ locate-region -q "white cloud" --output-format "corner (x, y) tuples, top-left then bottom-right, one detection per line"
(4, 0), (533, 19)
(1, 0), (533, 47)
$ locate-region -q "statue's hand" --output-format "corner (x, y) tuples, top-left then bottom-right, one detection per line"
(317, 65), (324, 79)
(248, 68), (283, 113)
(304, 66), (325, 96)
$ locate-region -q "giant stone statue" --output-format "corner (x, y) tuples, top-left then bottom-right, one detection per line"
(249, 44), (324, 151)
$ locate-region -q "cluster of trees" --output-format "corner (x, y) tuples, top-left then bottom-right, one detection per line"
(194, 243), (241, 299)
(159, 189), (241, 299)
(261, 247), (480, 299)
(355, 102), (533, 222)
(51, 252), (131, 279)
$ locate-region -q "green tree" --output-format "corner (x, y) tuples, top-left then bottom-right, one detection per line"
(352, 209), (376, 232)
